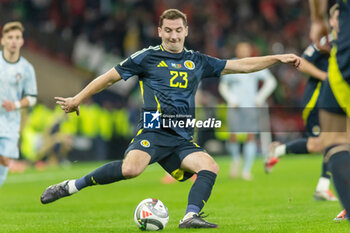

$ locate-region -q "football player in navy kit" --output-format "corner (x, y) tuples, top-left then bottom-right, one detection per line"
(41, 9), (300, 228)
(309, 0), (350, 223)
(264, 4), (340, 202)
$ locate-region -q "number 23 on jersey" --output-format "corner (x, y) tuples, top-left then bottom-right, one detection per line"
(170, 71), (188, 88)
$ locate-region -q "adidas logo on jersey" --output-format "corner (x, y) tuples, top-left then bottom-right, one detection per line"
(157, 61), (168, 67)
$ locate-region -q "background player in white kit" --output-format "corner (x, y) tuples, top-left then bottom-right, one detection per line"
(219, 42), (277, 180)
(0, 21), (37, 188)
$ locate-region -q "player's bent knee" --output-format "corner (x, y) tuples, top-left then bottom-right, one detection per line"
(181, 152), (219, 174)
(122, 150), (151, 178)
(207, 162), (219, 175)
(312, 143), (323, 153)
(122, 165), (143, 178)
(198, 158), (219, 174)
(307, 138), (323, 153)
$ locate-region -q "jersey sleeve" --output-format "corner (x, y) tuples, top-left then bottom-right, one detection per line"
(302, 44), (322, 63)
(200, 53), (227, 79)
(23, 64), (38, 96)
(115, 49), (147, 81)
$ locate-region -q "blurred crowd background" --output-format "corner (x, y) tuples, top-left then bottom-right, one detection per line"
(0, 0), (336, 167)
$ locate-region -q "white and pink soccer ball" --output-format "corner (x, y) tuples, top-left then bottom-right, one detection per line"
(134, 198), (169, 231)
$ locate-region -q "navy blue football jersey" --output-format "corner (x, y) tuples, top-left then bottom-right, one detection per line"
(301, 42), (329, 109)
(336, 0), (350, 83)
(318, 0), (350, 117)
(115, 45), (226, 140)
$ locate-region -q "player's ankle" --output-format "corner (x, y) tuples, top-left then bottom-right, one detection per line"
(67, 180), (78, 194)
(183, 212), (197, 220)
(315, 177), (330, 192)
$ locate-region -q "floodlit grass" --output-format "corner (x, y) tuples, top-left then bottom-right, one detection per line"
(0, 155), (348, 232)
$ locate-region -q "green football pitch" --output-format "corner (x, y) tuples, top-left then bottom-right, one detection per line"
(0, 155), (348, 233)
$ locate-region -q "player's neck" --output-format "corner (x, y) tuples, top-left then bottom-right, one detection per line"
(3, 49), (20, 63)
(161, 43), (183, 54)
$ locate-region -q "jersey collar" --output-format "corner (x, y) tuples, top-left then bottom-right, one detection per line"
(160, 44), (185, 53)
(1, 50), (21, 64)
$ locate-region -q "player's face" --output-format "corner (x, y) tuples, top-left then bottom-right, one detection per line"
(235, 43), (252, 58)
(329, 10), (339, 33)
(158, 18), (188, 53)
(1, 29), (24, 54)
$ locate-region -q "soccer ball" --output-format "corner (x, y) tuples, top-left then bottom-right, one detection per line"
(134, 198), (169, 231)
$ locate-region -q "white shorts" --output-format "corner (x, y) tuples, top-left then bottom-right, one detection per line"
(0, 136), (19, 159)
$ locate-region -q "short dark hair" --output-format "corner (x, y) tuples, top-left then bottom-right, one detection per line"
(159, 9), (187, 27)
(2, 21), (24, 36)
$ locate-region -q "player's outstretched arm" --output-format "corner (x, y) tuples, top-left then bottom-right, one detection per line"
(222, 54), (301, 74)
(55, 68), (121, 115)
(298, 58), (327, 81)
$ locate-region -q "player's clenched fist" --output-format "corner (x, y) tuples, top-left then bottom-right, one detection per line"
(277, 54), (301, 68)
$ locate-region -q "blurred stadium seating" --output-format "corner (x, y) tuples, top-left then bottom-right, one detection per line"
(0, 0), (336, 163)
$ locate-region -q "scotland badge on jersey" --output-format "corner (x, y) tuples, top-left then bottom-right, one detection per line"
(144, 111), (161, 129)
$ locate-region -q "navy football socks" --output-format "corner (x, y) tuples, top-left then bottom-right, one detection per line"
(321, 160), (331, 179)
(326, 145), (350, 214)
(186, 170), (217, 214)
(286, 138), (308, 154)
(75, 160), (125, 190)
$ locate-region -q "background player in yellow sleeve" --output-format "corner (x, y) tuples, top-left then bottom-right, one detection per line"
(309, 0), (350, 222)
